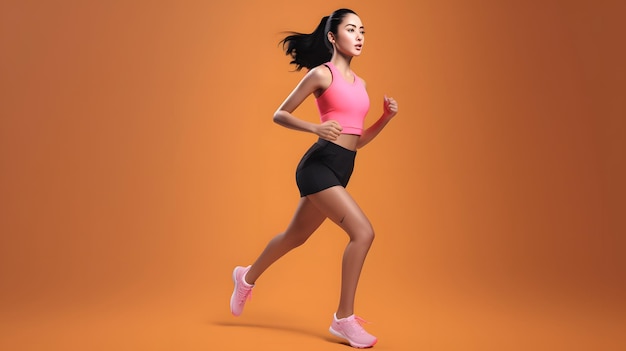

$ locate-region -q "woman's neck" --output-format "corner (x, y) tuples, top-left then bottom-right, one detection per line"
(330, 54), (353, 75)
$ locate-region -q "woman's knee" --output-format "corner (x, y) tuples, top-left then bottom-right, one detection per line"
(349, 224), (375, 245)
(363, 225), (375, 244)
(283, 230), (311, 248)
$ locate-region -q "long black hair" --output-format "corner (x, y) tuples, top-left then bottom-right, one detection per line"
(280, 8), (357, 71)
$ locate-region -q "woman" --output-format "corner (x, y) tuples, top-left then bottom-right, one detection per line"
(230, 8), (398, 348)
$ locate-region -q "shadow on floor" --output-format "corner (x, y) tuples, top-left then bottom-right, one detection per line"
(210, 320), (350, 347)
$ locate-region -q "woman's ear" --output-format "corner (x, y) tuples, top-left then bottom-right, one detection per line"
(327, 32), (335, 44)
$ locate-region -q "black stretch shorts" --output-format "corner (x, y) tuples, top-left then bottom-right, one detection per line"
(295, 138), (357, 197)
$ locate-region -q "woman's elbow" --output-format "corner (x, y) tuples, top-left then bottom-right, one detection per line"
(356, 136), (368, 149)
(273, 110), (286, 124)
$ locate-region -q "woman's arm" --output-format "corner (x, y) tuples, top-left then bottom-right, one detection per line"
(356, 95), (398, 149)
(273, 67), (343, 140)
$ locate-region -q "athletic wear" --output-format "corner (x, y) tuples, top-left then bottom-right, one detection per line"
(295, 138), (356, 197)
(316, 62), (370, 136)
(230, 265), (254, 316)
(329, 314), (378, 348)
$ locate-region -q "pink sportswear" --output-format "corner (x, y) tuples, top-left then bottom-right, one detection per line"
(316, 62), (370, 136)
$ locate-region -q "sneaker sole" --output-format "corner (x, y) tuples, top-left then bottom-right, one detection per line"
(229, 267), (240, 316)
(329, 326), (377, 348)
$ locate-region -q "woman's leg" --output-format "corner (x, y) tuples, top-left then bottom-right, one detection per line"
(306, 186), (375, 319)
(245, 197), (327, 284)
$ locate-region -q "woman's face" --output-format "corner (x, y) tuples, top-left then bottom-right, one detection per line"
(330, 13), (365, 57)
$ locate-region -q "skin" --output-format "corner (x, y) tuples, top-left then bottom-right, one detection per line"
(245, 12), (399, 319)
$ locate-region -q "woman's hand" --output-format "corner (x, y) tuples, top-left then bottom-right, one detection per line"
(316, 120), (343, 141)
(383, 95), (398, 120)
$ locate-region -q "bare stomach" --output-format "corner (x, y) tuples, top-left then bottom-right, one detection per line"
(328, 133), (360, 151)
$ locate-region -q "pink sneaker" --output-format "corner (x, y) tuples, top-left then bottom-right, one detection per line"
(230, 265), (254, 316)
(329, 313), (378, 348)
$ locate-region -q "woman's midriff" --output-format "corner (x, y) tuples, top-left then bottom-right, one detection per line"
(329, 134), (360, 151)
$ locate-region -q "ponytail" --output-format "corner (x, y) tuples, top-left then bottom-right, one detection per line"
(280, 8), (357, 71)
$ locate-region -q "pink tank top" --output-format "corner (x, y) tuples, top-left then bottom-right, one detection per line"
(315, 62), (370, 135)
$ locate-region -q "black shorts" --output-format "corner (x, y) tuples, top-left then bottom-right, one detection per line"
(295, 138), (357, 197)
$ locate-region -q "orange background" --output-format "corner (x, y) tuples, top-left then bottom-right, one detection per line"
(1, 1), (624, 350)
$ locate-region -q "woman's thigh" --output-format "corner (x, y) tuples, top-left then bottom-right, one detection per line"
(283, 197), (327, 240)
(306, 186), (373, 240)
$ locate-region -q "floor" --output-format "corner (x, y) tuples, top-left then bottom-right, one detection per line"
(1, 256), (624, 351)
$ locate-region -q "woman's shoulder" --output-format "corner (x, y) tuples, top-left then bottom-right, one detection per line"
(308, 63), (333, 79)
(302, 64), (333, 89)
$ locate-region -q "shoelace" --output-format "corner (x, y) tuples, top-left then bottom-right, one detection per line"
(343, 316), (371, 335)
(236, 285), (252, 304)
(354, 316), (370, 324)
